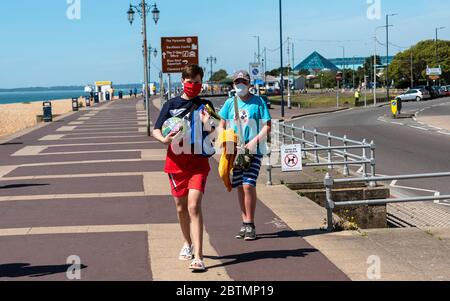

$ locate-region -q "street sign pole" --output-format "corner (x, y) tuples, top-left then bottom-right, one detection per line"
(337, 80), (340, 109)
(279, 0), (285, 118)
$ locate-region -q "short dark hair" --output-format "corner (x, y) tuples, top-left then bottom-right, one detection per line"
(182, 64), (204, 80)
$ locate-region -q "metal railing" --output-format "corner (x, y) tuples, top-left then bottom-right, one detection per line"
(323, 172), (450, 231)
(266, 122), (376, 185)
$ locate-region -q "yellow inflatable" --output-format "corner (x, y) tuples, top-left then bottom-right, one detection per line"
(218, 128), (238, 192)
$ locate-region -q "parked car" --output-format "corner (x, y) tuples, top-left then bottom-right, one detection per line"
(414, 86), (438, 99)
(396, 89), (431, 102)
(432, 86), (445, 98)
(446, 86), (450, 96)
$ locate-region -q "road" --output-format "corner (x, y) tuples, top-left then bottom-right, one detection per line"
(287, 96), (450, 217)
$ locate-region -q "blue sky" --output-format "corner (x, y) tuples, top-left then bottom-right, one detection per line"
(0, 0), (449, 88)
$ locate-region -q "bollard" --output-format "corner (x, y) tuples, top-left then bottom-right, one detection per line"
(94, 93), (100, 104)
(72, 98), (79, 112)
(343, 135), (350, 176)
(324, 173), (335, 232)
(42, 101), (53, 122)
(85, 96), (91, 107)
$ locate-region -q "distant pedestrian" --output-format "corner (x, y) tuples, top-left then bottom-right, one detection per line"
(134, 88), (138, 98)
(129, 89), (133, 98)
(355, 89), (361, 106)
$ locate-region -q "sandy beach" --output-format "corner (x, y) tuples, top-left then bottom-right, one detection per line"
(0, 98), (87, 139)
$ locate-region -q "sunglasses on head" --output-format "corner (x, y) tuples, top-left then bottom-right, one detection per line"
(234, 79), (249, 85)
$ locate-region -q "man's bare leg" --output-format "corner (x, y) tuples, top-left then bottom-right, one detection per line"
(237, 187), (247, 222)
(242, 185), (257, 223)
(188, 189), (204, 260)
(174, 196), (192, 246)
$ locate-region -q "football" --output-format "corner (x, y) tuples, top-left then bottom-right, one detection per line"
(161, 117), (188, 138)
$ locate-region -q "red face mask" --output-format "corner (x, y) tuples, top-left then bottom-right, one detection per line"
(183, 82), (202, 98)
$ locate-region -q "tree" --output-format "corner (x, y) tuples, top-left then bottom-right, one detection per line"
(389, 40), (450, 88)
(265, 67), (295, 77)
(210, 69), (228, 82)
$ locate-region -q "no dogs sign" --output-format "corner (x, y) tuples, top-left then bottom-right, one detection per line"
(281, 144), (303, 172)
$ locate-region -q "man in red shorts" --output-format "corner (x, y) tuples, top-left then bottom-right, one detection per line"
(152, 64), (216, 272)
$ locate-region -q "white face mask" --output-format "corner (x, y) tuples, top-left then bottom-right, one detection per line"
(235, 84), (249, 98)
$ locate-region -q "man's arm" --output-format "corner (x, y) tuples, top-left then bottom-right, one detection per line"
(245, 121), (271, 152)
(152, 128), (180, 145)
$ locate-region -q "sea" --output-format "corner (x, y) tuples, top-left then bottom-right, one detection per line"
(0, 89), (88, 105)
(0, 85), (147, 105)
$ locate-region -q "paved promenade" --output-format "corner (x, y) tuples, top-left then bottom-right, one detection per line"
(0, 97), (349, 281)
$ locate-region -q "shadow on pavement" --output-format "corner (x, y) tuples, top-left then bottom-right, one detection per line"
(0, 142), (23, 146)
(0, 263), (87, 278)
(257, 229), (328, 239)
(0, 184), (50, 190)
(205, 248), (318, 270)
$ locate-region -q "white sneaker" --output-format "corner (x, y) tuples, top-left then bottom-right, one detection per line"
(179, 245), (194, 261)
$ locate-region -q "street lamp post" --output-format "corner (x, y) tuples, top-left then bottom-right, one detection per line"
(436, 26), (445, 86)
(386, 13), (397, 102)
(339, 46), (345, 89)
(148, 46), (158, 87)
(279, 0), (285, 118)
(252, 36), (261, 65)
(127, 1), (160, 137)
(252, 36), (261, 95)
(206, 56), (217, 92)
(374, 25), (390, 106)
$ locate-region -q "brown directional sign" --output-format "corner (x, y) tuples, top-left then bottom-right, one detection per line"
(161, 36), (199, 74)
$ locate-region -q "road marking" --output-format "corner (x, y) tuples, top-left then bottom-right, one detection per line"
(391, 122), (404, 126)
(0, 224), (231, 281)
(0, 166), (17, 178)
(12, 146), (48, 156)
(147, 224), (231, 281)
(64, 131), (140, 136)
(0, 192), (147, 203)
(69, 121), (85, 125)
(408, 125), (429, 131)
(66, 127), (140, 132)
(39, 135), (66, 141)
(11, 142), (158, 156)
(57, 126), (77, 132)
(0, 158), (156, 168)
(438, 131), (450, 136)
(428, 125), (443, 130)
(60, 135), (144, 140)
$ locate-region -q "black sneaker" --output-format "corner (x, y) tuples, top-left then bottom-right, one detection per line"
(235, 226), (246, 239)
(244, 226), (257, 241)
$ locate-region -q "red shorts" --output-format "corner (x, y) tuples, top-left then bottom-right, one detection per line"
(168, 171), (209, 198)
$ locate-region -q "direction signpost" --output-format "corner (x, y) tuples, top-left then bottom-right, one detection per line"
(426, 66), (442, 85)
(161, 36), (199, 73)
